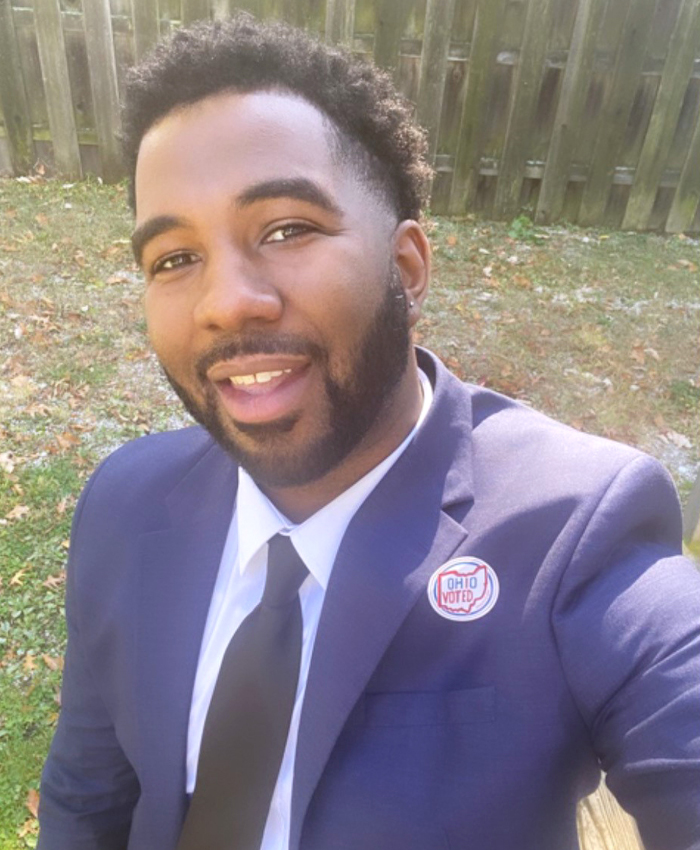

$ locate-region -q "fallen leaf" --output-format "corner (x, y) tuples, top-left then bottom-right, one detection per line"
(42, 654), (64, 672)
(10, 568), (27, 586)
(43, 571), (66, 590)
(17, 816), (38, 838)
(23, 654), (37, 673)
(6, 504), (30, 521)
(665, 430), (692, 449)
(446, 234), (458, 247)
(25, 788), (40, 819)
(56, 432), (81, 450)
(0, 451), (15, 473)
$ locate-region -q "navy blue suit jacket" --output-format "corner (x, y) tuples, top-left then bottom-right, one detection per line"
(38, 350), (700, 849)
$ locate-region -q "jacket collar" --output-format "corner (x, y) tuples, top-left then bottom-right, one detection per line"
(290, 348), (476, 848)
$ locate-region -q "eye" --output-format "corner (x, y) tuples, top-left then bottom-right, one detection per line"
(150, 251), (198, 276)
(263, 223), (316, 244)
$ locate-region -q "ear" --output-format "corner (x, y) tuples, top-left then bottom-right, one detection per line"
(392, 220), (430, 328)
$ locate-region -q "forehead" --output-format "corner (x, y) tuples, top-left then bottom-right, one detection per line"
(135, 90), (349, 218)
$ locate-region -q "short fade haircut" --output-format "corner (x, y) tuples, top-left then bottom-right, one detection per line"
(121, 14), (431, 220)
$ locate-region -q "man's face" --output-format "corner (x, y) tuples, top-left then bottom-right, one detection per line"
(134, 91), (426, 495)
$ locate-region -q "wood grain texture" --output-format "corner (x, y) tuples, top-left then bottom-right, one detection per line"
(133, 0), (160, 60)
(493, 0), (556, 219)
(82, 0), (122, 182)
(622, 0), (700, 230)
(33, 0), (82, 177)
(325, 0), (354, 46)
(535, 0), (606, 224)
(416, 0), (457, 162)
(448, 0), (508, 214)
(0, 0), (34, 172)
(666, 107), (700, 233)
(578, 781), (643, 850)
(578, 0), (655, 226)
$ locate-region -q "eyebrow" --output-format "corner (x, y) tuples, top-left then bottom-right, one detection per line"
(131, 215), (185, 266)
(131, 177), (341, 267)
(235, 177), (342, 217)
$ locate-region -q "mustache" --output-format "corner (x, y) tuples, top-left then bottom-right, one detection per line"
(195, 333), (326, 382)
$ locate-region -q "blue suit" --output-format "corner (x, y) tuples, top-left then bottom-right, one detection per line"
(38, 350), (700, 849)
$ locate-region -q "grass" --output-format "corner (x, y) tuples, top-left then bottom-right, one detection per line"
(1, 178), (699, 847)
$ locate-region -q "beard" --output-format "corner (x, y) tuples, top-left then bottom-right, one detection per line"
(162, 266), (412, 489)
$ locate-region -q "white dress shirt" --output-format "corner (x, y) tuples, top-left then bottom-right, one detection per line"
(186, 369), (433, 848)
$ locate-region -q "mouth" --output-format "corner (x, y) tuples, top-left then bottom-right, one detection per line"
(207, 356), (313, 425)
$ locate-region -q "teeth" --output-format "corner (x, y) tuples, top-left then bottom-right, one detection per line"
(229, 368), (291, 387)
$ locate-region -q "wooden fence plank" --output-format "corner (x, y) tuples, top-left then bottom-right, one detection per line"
(33, 0), (82, 178)
(578, 781), (643, 850)
(535, 0), (606, 224)
(416, 0), (456, 163)
(373, 0), (414, 71)
(133, 0), (160, 60)
(182, 0), (211, 25)
(666, 106), (700, 233)
(212, 0), (230, 19)
(448, 0), (508, 214)
(83, 0), (122, 182)
(493, 0), (556, 219)
(0, 0), (34, 173)
(622, 0), (700, 231)
(325, 0), (354, 46)
(578, 0), (655, 226)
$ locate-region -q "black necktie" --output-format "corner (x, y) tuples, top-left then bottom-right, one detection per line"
(177, 534), (308, 850)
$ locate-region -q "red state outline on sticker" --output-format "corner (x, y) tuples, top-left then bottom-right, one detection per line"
(437, 564), (488, 614)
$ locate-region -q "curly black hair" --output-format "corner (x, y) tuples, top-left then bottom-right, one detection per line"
(121, 14), (431, 219)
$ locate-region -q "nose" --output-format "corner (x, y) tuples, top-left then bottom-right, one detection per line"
(193, 246), (283, 332)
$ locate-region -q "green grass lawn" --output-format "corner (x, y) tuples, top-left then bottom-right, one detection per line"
(1, 178), (698, 847)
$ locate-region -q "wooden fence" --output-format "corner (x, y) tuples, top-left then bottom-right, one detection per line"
(1, 0), (699, 231)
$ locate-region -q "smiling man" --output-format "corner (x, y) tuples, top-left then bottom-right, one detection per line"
(38, 15), (700, 850)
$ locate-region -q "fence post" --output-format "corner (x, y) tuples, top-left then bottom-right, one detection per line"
(83, 0), (123, 182)
(666, 112), (700, 233)
(448, 0), (507, 215)
(33, 0), (82, 178)
(325, 0), (355, 46)
(536, 0), (606, 224)
(373, 0), (414, 71)
(493, 0), (556, 220)
(578, 0), (655, 227)
(0, 0), (34, 174)
(622, 0), (700, 231)
(133, 0), (160, 61)
(416, 0), (456, 165)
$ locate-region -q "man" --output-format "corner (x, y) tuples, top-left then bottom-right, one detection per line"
(38, 15), (700, 850)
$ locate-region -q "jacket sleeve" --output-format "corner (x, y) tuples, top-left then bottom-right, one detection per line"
(37, 477), (140, 850)
(553, 454), (700, 850)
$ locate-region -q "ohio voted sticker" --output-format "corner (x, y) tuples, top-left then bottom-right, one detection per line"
(428, 557), (499, 622)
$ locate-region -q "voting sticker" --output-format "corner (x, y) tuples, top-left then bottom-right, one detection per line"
(428, 557), (499, 622)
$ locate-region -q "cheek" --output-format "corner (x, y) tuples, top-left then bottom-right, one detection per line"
(144, 291), (193, 370)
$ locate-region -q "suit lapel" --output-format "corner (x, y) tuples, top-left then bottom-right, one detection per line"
(291, 352), (476, 849)
(136, 440), (237, 822)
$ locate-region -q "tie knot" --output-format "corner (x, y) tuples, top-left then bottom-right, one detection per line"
(262, 534), (308, 607)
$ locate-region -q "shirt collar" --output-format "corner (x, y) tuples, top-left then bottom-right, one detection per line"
(237, 368), (433, 590)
